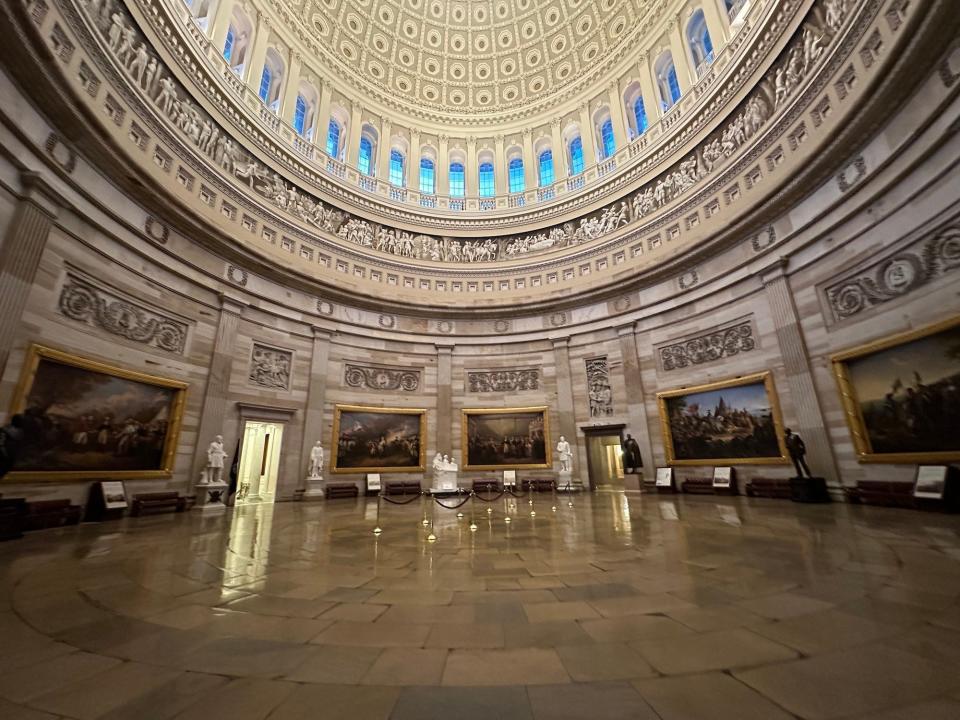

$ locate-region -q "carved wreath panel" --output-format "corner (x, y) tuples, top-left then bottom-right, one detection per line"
(249, 343), (293, 391)
(825, 224), (960, 320)
(58, 272), (188, 353)
(585, 357), (614, 417)
(467, 369), (540, 393)
(658, 320), (757, 371)
(344, 364), (420, 392)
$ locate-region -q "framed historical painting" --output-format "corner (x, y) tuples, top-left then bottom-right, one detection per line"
(657, 372), (789, 466)
(461, 406), (551, 470)
(331, 405), (426, 473)
(5, 345), (187, 481)
(831, 317), (960, 463)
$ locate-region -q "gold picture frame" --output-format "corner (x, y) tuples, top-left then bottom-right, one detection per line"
(831, 316), (960, 463)
(461, 406), (552, 470)
(656, 371), (789, 466)
(5, 344), (188, 482)
(331, 404), (427, 473)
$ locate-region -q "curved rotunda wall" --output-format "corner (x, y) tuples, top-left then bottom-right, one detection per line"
(0, 0), (958, 505)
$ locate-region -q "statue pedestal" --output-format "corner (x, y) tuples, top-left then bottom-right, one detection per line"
(302, 475), (324, 501)
(195, 481), (228, 511)
(431, 469), (458, 493)
(557, 469), (582, 492)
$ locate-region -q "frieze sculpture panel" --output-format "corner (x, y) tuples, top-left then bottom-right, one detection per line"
(58, 272), (188, 353)
(74, 0), (850, 267)
(467, 370), (540, 393)
(344, 364), (421, 392)
(659, 321), (757, 371)
(825, 224), (960, 319)
(249, 343), (293, 390)
(586, 357), (614, 417)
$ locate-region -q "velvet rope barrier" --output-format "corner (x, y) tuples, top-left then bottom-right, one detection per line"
(379, 492), (425, 505)
(470, 490), (507, 503)
(432, 493), (474, 510)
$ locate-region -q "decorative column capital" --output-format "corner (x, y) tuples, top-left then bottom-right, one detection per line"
(311, 325), (333, 340)
(18, 171), (62, 218)
(760, 256), (791, 285)
(218, 292), (247, 316)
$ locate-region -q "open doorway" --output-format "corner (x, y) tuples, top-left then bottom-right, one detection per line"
(235, 420), (284, 505)
(582, 424), (625, 491)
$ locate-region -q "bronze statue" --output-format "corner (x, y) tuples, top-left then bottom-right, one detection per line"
(622, 434), (642, 474)
(784, 428), (812, 478)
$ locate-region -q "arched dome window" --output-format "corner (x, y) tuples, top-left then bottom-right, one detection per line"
(687, 10), (714, 76)
(655, 51), (682, 111)
(357, 125), (378, 175)
(222, 6), (252, 75)
(419, 157), (435, 194)
(293, 95), (307, 136)
(449, 161), (465, 197)
(258, 48), (284, 112)
(600, 118), (616, 159)
(569, 136), (585, 175)
(508, 157), (525, 194)
(223, 27), (235, 63)
(478, 162), (496, 197)
(389, 149), (405, 186)
(326, 119), (342, 158)
(634, 97), (649, 135)
(538, 149), (554, 187)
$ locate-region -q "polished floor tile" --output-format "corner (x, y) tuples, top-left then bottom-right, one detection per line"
(0, 493), (958, 719)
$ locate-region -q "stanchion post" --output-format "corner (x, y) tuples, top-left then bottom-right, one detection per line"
(373, 493), (383, 536)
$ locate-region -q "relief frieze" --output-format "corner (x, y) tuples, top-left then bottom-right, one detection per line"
(344, 364), (421, 392)
(467, 369), (540, 393)
(658, 320), (757, 371)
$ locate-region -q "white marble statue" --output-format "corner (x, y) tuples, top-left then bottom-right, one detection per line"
(205, 435), (228, 484)
(308, 441), (324, 479)
(433, 452), (459, 490)
(433, 452), (444, 472)
(557, 436), (572, 473)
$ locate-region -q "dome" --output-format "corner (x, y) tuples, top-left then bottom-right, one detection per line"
(296, 0), (665, 118)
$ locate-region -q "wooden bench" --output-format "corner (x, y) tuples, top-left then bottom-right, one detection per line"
(472, 479), (501, 494)
(325, 483), (359, 499)
(745, 477), (793, 499)
(130, 492), (187, 516)
(845, 481), (915, 509)
(0, 498), (27, 541)
(681, 477), (715, 495)
(23, 499), (82, 531)
(384, 480), (421, 496)
(521, 478), (555, 493)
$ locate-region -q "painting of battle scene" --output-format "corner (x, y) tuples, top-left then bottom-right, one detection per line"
(332, 405), (426, 473)
(462, 407), (551, 470)
(7, 346), (186, 479)
(833, 318), (960, 462)
(658, 372), (788, 465)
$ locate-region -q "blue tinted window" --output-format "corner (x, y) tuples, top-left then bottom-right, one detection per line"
(702, 27), (714, 59)
(258, 66), (271, 102)
(570, 137), (584, 175)
(293, 95), (307, 136)
(358, 137), (372, 175)
(668, 66), (681, 104)
(419, 158), (435, 194)
(538, 150), (554, 186)
(600, 119), (615, 159)
(389, 149), (405, 186)
(449, 162), (465, 197)
(326, 120), (340, 157)
(478, 162), (495, 197)
(633, 97), (648, 135)
(508, 158), (524, 193)
(223, 28), (234, 63)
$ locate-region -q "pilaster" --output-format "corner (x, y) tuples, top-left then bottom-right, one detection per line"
(550, 119), (565, 177)
(669, 15), (695, 91)
(617, 324), (654, 478)
(0, 173), (59, 377)
(208, 0), (236, 55)
(436, 345), (453, 454)
(551, 337), (578, 467)
(761, 261), (840, 486)
(298, 326), (333, 487)
(378, 118), (393, 180)
(280, 52), (303, 124)
(242, 13), (270, 86)
(577, 103), (597, 164)
(608, 82), (628, 149)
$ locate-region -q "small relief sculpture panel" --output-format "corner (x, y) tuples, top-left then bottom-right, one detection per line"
(344, 364), (421, 392)
(467, 370), (540, 393)
(658, 320), (757, 371)
(825, 224), (960, 320)
(58, 272), (188, 353)
(585, 357), (614, 418)
(249, 343), (293, 390)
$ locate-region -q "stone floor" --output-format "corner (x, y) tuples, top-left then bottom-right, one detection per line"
(1, 491), (960, 720)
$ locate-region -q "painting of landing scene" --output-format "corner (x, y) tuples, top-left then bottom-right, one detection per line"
(6, 345), (186, 480)
(657, 372), (788, 465)
(331, 405), (426, 473)
(832, 317), (960, 462)
(462, 407), (551, 470)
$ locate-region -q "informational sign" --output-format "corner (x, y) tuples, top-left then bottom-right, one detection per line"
(503, 470), (517, 487)
(913, 465), (948, 499)
(712, 467), (733, 488)
(100, 481), (128, 510)
(366, 473), (382, 492)
(655, 467), (673, 487)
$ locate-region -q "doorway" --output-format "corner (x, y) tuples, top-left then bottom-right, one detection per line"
(580, 424), (626, 491)
(236, 420), (284, 505)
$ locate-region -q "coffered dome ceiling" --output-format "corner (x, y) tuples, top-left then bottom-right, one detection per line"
(289, 0), (664, 116)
